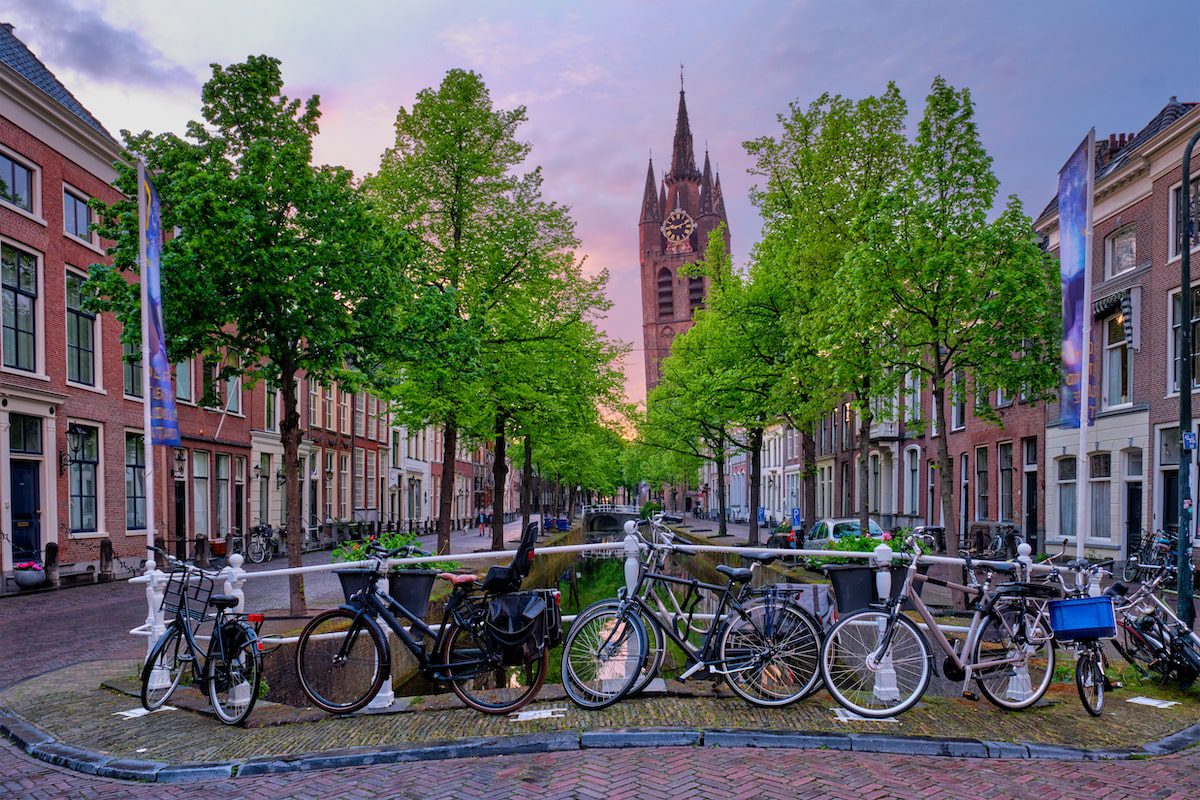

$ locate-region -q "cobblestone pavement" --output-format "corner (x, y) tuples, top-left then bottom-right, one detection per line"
(0, 517), (535, 691)
(6, 734), (1200, 800)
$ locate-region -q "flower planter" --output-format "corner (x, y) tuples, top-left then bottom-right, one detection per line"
(823, 563), (929, 615)
(335, 569), (438, 619)
(387, 570), (438, 621)
(13, 569), (46, 590)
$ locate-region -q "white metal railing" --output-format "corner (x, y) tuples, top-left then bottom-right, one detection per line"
(581, 504), (640, 515)
(130, 536), (1046, 710)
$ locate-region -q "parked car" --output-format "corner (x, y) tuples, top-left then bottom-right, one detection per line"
(806, 517), (886, 549)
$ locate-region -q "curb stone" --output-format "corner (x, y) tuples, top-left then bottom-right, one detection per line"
(5, 706), (1200, 781)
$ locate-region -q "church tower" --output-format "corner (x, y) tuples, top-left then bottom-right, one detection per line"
(640, 78), (730, 393)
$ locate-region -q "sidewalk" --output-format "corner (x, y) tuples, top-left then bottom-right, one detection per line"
(4, 658), (1200, 782)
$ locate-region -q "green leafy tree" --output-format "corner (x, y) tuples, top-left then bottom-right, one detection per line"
(367, 69), (578, 554)
(87, 56), (408, 615)
(857, 77), (1061, 539)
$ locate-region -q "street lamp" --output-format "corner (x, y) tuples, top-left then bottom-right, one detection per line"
(1177, 129), (1199, 629)
(59, 423), (86, 475)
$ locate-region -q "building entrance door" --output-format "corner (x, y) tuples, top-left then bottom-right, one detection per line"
(10, 460), (41, 562)
(1163, 471), (1180, 536)
(174, 480), (187, 559)
(1125, 482), (1142, 558)
(1024, 471), (1038, 546)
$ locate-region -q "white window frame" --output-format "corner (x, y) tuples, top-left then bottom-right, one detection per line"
(1169, 174), (1200, 262)
(0, 143), (43, 223)
(193, 451), (210, 538)
(1105, 224), (1137, 278)
(1057, 456), (1077, 540)
(67, 419), (105, 537)
(175, 359), (194, 404)
(951, 371), (966, 431)
(1089, 452), (1112, 542)
(998, 441), (1014, 523)
(904, 445), (920, 515)
(63, 266), (103, 392)
(62, 183), (101, 251)
(0, 236), (47, 381)
(1103, 312), (1133, 409)
(974, 446), (988, 521)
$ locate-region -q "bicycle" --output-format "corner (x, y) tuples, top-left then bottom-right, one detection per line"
(140, 547), (265, 725)
(294, 523), (552, 715)
(820, 534), (1058, 718)
(561, 513), (823, 710)
(1040, 555), (1117, 716)
(1123, 529), (1175, 582)
(1107, 562), (1200, 688)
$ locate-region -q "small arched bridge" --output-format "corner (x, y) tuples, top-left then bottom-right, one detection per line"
(580, 504), (642, 539)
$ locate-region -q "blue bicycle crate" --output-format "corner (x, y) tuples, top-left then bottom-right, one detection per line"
(1048, 596), (1116, 640)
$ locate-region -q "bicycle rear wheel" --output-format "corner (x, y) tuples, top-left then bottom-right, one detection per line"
(971, 602), (1055, 710)
(206, 622), (262, 725)
(1075, 643), (1104, 716)
(247, 537), (266, 564)
(820, 610), (931, 718)
(561, 602), (648, 710)
(295, 608), (388, 713)
(441, 619), (548, 714)
(141, 625), (187, 710)
(719, 598), (822, 706)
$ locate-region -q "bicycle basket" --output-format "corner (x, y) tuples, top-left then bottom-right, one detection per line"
(486, 591), (548, 666)
(1048, 596), (1116, 640)
(161, 569), (215, 623)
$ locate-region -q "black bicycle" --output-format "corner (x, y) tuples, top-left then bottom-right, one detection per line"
(140, 548), (265, 725)
(561, 514), (822, 710)
(295, 523), (552, 715)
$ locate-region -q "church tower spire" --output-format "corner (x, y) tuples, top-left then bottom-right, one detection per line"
(699, 150), (715, 215)
(667, 76), (700, 182)
(640, 157), (661, 223)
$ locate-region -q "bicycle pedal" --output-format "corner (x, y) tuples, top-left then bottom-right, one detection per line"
(961, 690), (980, 702)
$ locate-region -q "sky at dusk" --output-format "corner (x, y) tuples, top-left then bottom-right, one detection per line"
(8, 0), (1198, 403)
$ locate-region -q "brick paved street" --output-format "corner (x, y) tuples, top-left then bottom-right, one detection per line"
(6, 734), (1200, 800)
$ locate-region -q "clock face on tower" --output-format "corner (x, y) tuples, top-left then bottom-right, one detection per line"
(660, 209), (695, 243)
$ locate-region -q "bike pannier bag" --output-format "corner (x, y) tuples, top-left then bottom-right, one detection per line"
(487, 592), (547, 665)
(535, 589), (563, 648)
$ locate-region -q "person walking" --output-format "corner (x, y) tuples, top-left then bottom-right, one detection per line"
(478, 510), (487, 537)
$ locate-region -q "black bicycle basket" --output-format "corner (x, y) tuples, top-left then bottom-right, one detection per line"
(486, 591), (548, 666)
(161, 568), (215, 623)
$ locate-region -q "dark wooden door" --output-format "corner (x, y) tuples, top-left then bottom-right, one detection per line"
(10, 460), (40, 562)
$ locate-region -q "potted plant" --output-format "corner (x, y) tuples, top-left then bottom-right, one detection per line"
(812, 534), (928, 614)
(13, 561), (46, 590)
(330, 532), (457, 619)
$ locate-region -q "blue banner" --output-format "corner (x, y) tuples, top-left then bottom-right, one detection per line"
(1057, 134), (1093, 429)
(141, 169), (180, 446)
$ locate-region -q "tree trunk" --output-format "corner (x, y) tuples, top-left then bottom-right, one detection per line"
(932, 375), (956, 547)
(437, 421), (457, 555)
(279, 369), (306, 617)
(491, 413), (507, 550)
(802, 430), (817, 537)
(748, 426), (764, 546)
(521, 435), (532, 534)
(858, 400), (874, 535)
(715, 449), (728, 537)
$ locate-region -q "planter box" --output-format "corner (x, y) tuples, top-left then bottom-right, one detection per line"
(13, 569), (46, 590)
(335, 569), (438, 620)
(823, 563), (929, 615)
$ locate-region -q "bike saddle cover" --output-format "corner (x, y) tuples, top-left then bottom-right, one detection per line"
(716, 564), (753, 583)
(209, 594), (239, 610)
(985, 563), (1017, 575)
(740, 551), (779, 565)
(992, 581), (1059, 599)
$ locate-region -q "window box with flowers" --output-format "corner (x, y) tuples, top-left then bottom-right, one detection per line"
(13, 561), (46, 590)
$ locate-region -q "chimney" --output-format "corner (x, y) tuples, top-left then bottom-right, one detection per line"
(1, 23), (14, 33)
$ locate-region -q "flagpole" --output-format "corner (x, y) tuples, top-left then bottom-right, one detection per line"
(1074, 129), (1096, 560)
(138, 161), (157, 561)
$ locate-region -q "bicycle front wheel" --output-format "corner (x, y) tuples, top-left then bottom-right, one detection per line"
(561, 602), (648, 710)
(971, 603), (1055, 710)
(719, 598), (822, 706)
(141, 625), (187, 710)
(295, 608), (388, 713)
(1121, 558), (1140, 582)
(206, 623), (262, 725)
(247, 537), (266, 564)
(1075, 643), (1104, 716)
(441, 620), (548, 714)
(820, 610), (931, 718)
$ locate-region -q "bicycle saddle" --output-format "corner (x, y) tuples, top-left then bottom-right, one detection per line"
(1067, 558), (1091, 570)
(716, 564), (753, 583)
(983, 563), (1017, 575)
(740, 552), (779, 565)
(1104, 582), (1129, 597)
(209, 594), (239, 610)
(992, 581), (1059, 599)
(439, 572), (478, 586)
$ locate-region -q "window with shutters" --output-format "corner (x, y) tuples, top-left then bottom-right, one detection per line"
(657, 268), (673, 319)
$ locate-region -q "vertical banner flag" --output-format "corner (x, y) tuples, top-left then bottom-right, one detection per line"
(138, 162), (181, 447)
(1057, 131), (1095, 430)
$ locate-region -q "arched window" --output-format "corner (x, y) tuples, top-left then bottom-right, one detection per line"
(657, 267), (674, 319)
(689, 275), (705, 310)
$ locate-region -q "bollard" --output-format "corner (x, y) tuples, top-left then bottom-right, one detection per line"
(44, 542), (60, 589)
(1016, 541), (1033, 583)
(366, 629), (396, 710)
(623, 522), (641, 597)
(195, 535), (209, 568)
(223, 553), (247, 612)
(98, 538), (114, 582)
(143, 558), (172, 694)
(871, 542), (900, 703)
(1006, 541), (1036, 701)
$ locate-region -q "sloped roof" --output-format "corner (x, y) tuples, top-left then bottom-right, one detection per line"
(0, 22), (115, 142)
(1037, 98), (1199, 222)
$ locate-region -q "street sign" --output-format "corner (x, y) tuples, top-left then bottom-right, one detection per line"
(757, 507), (766, 524)
(791, 507), (803, 529)
(1185, 432), (1197, 451)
